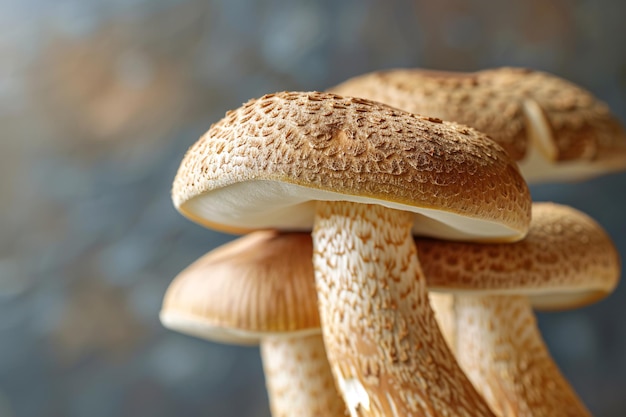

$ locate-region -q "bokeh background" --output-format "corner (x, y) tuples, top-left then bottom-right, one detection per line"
(2, 0), (625, 416)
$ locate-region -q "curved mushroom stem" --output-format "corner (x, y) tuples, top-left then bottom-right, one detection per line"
(261, 334), (346, 417)
(313, 201), (495, 417)
(444, 294), (591, 417)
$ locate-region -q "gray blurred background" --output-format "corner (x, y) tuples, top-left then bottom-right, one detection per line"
(1, 0), (625, 416)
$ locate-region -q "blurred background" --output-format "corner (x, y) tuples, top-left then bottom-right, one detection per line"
(1, 0), (625, 416)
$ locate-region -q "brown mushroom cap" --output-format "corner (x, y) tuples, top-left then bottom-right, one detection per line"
(329, 68), (528, 160)
(328, 67), (626, 182)
(172, 91), (530, 241)
(417, 202), (621, 310)
(160, 231), (320, 345)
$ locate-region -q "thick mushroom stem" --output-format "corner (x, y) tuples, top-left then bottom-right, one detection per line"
(313, 201), (495, 417)
(261, 334), (346, 417)
(452, 294), (591, 417)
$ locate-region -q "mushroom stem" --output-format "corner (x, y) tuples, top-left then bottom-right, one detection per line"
(261, 334), (346, 417)
(313, 201), (495, 417)
(429, 292), (457, 349)
(448, 294), (591, 417)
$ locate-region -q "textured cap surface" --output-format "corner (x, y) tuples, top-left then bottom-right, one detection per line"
(417, 202), (621, 310)
(330, 68), (529, 160)
(173, 91), (530, 241)
(329, 67), (626, 182)
(160, 231), (320, 344)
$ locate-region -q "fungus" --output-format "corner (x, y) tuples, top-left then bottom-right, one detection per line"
(171, 91), (531, 416)
(160, 231), (346, 417)
(418, 203), (620, 417)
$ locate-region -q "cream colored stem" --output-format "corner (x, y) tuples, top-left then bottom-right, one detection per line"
(429, 292), (457, 350)
(261, 334), (346, 417)
(450, 294), (591, 417)
(312, 201), (495, 417)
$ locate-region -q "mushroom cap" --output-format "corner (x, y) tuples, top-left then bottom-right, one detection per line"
(328, 67), (626, 182)
(173, 91), (531, 242)
(160, 231), (320, 345)
(417, 202), (621, 310)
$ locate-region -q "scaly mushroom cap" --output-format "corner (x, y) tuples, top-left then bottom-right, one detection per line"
(329, 67), (626, 182)
(418, 202), (621, 310)
(160, 231), (320, 345)
(172, 91), (530, 241)
(329, 69), (528, 160)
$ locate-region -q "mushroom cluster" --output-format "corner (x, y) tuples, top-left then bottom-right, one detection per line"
(161, 68), (625, 417)
(329, 66), (626, 416)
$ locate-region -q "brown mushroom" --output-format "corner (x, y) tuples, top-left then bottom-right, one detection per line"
(330, 67), (625, 415)
(418, 203), (620, 417)
(160, 231), (346, 417)
(328, 67), (626, 182)
(172, 91), (531, 416)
